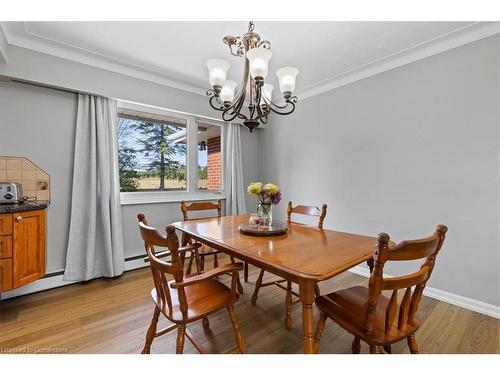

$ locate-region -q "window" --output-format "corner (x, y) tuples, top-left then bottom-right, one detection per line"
(117, 101), (225, 204)
(118, 109), (187, 192)
(197, 122), (222, 191)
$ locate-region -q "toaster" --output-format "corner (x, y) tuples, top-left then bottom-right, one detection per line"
(0, 182), (24, 204)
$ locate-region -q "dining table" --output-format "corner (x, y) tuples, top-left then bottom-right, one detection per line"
(172, 214), (378, 354)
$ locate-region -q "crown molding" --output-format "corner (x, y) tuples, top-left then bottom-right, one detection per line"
(296, 22), (500, 100)
(1, 22), (499, 101)
(0, 21), (207, 96)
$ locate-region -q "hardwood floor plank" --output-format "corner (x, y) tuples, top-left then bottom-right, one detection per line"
(1, 258), (498, 354)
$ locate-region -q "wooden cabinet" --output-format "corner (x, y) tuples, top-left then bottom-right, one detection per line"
(0, 235), (13, 258)
(0, 259), (13, 291)
(0, 209), (46, 292)
(0, 214), (12, 235)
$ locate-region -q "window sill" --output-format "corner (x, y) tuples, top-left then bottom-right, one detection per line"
(120, 191), (226, 206)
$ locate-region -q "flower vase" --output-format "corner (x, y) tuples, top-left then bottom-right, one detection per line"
(256, 202), (272, 226)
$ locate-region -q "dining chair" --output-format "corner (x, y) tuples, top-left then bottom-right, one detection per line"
(137, 213), (247, 354)
(313, 224), (448, 354)
(251, 201), (327, 329)
(180, 200), (244, 293)
(180, 200), (222, 273)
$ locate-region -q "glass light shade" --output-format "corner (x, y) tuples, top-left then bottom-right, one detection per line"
(246, 47), (272, 80)
(260, 83), (274, 105)
(220, 80), (237, 103)
(276, 66), (299, 94)
(206, 58), (230, 87)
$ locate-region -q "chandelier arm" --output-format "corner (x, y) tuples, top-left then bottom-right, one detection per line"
(266, 95), (298, 110)
(266, 98), (297, 116)
(226, 102), (248, 118)
(231, 80), (247, 117)
(222, 105), (248, 121)
(207, 93), (225, 111)
(221, 50), (250, 120)
(222, 112), (241, 122)
(222, 91), (248, 121)
(258, 40), (271, 49)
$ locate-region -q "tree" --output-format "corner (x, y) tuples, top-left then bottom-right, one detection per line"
(198, 166), (208, 179)
(132, 121), (186, 190)
(117, 119), (140, 191)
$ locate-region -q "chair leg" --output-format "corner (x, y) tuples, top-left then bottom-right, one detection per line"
(176, 324), (186, 354)
(251, 269), (265, 306)
(200, 255), (205, 272)
(351, 337), (361, 354)
(314, 311), (327, 353)
(141, 306), (160, 354)
(407, 334), (419, 354)
(369, 345), (383, 354)
(227, 305), (247, 353)
(244, 262), (249, 282)
(202, 317), (210, 330)
(284, 281), (293, 329)
(315, 283), (321, 297)
(229, 255), (244, 293)
(213, 253), (219, 268)
(186, 253), (194, 275)
(383, 344), (392, 354)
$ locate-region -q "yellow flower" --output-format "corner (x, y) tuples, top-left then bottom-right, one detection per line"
(264, 183), (279, 195)
(247, 182), (263, 195)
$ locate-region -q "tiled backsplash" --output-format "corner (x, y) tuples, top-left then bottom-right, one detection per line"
(0, 156), (50, 201)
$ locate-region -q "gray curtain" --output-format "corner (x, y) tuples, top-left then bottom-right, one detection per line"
(225, 123), (247, 215)
(64, 94), (125, 281)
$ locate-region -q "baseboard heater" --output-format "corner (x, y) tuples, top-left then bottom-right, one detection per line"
(0, 252), (171, 300)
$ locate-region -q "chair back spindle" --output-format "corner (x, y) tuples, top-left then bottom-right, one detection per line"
(364, 225), (448, 336)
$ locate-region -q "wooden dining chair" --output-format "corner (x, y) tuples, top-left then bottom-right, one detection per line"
(137, 213), (247, 354)
(313, 224), (448, 354)
(251, 201), (327, 329)
(181, 200), (222, 273)
(180, 200), (243, 293)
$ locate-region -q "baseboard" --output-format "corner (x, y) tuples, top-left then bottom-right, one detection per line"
(349, 266), (500, 320)
(1, 255), (154, 300)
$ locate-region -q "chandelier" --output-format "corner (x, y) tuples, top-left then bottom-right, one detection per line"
(205, 22), (299, 132)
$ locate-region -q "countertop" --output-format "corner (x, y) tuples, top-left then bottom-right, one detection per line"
(0, 201), (49, 214)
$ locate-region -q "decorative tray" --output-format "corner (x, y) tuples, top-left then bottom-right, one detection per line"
(239, 221), (288, 237)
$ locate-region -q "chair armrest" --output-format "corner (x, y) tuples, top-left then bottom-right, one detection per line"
(143, 243), (202, 262)
(143, 250), (171, 262)
(171, 262), (243, 289)
(179, 243), (202, 252)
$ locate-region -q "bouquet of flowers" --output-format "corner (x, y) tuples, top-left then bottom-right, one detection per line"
(247, 182), (281, 226)
(247, 182), (282, 205)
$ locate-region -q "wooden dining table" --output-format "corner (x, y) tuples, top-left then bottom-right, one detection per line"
(173, 214), (377, 354)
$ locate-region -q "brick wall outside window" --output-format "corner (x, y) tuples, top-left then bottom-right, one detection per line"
(207, 136), (221, 190)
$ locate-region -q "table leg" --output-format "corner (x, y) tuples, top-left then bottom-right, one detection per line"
(299, 280), (317, 354)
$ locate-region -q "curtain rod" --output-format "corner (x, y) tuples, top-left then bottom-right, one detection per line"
(3, 76), (95, 96)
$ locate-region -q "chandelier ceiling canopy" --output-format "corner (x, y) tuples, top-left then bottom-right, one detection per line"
(206, 22), (299, 132)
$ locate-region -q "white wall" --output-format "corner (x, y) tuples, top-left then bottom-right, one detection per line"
(258, 35), (500, 306)
(0, 45), (259, 273)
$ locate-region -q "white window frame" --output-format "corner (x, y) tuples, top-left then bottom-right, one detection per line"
(117, 100), (226, 205)
(195, 118), (225, 194)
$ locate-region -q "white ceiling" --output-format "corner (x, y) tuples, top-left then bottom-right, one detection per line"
(0, 21), (496, 98)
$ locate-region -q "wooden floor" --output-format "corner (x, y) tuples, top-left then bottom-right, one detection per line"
(0, 259), (499, 354)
